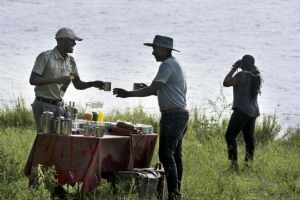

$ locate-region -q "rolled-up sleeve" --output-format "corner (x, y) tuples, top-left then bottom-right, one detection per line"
(32, 52), (47, 75)
(69, 56), (79, 76)
(152, 62), (173, 84)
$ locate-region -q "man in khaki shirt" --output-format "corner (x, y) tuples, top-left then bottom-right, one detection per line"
(30, 27), (104, 133)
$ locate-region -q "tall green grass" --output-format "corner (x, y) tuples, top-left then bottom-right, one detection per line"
(0, 97), (34, 128)
(0, 98), (299, 199)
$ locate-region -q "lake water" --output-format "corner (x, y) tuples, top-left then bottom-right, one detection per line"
(0, 0), (299, 128)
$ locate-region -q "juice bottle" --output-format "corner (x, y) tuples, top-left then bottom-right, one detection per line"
(84, 112), (93, 121)
(84, 102), (93, 121)
(97, 102), (104, 123)
(92, 112), (98, 121)
(98, 111), (104, 123)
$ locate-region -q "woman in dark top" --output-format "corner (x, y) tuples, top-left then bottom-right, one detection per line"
(223, 55), (262, 171)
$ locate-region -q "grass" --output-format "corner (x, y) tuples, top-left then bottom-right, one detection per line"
(0, 97), (34, 129)
(0, 98), (299, 199)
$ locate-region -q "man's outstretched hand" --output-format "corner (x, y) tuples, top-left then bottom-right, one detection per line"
(94, 81), (104, 90)
(113, 88), (131, 98)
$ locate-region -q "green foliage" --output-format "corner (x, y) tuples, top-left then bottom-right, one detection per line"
(282, 126), (300, 147)
(207, 86), (232, 121)
(29, 165), (58, 195)
(0, 135), (52, 200)
(0, 180), (52, 200)
(0, 96), (282, 146)
(0, 98), (299, 199)
(188, 107), (228, 143)
(182, 131), (300, 200)
(255, 114), (281, 145)
(104, 106), (160, 133)
(0, 97), (34, 128)
(0, 147), (22, 183)
(72, 105), (160, 133)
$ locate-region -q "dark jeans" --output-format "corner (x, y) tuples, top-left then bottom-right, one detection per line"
(225, 109), (256, 161)
(159, 110), (189, 195)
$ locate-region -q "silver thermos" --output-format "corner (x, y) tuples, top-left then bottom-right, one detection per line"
(54, 116), (64, 134)
(53, 101), (64, 134)
(61, 118), (72, 135)
(40, 111), (54, 134)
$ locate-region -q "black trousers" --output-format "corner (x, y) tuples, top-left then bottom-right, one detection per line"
(225, 109), (256, 161)
(159, 110), (189, 194)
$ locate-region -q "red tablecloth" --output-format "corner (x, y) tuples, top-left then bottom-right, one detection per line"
(24, 133), (157, 194)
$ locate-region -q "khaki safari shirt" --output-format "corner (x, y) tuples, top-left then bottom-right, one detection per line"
(32, 47), (79, 100)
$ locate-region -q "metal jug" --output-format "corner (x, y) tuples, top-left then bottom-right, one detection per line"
(61, 118), (72, 135)
(54, 116), (64, 134)
(40, 111), (53, 133)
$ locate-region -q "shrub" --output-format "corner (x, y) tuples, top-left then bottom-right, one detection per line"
(0, 97), (34, 128)
(189, 107), (228, 143)
(0, 147), (22, 183)
(103, 106), (160, 133)
(255, 114), (281, 145)
(282, 126), (300, 146)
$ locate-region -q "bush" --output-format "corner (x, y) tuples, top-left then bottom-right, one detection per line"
(282, 126), (300, 146)
(189, 107), (228, 143)
(0, 144), (52, 200)
(189, 108), (281, 145)
(0, 97), (34, 128)
(0, 147), (22, 183)
(0, 102), (300, 199)
(103, 106), (160, 133)
(255, 114), (281, 145)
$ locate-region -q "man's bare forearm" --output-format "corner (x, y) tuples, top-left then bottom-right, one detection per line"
(130, 82), (161, 97)
(30, 73), (57, 86)
(73, 80), (96, 90)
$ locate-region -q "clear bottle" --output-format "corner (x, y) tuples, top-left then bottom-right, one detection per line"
(71, 102), (78, 134)
(97, 102), (104, 123)
(67, 101), (72, 119)
(64, 106), (71, 119)
(72, 102), (78, 120)
(84, 102), (93, 121)
(91, 102), (98, 122)
(54, 101), (64, 117)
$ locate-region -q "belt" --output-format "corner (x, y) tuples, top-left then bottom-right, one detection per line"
(161, 108), (188, 115)
(36, 97), (61, 105)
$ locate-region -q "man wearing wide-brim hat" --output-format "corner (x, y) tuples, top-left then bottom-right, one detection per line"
(29, 27), (105, 134)
(113, 35), (189, 200)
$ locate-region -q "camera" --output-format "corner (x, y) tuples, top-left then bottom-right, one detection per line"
(234, 59), (242, 69)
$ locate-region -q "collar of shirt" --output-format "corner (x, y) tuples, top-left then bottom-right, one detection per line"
(53, 46), (70, 61)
